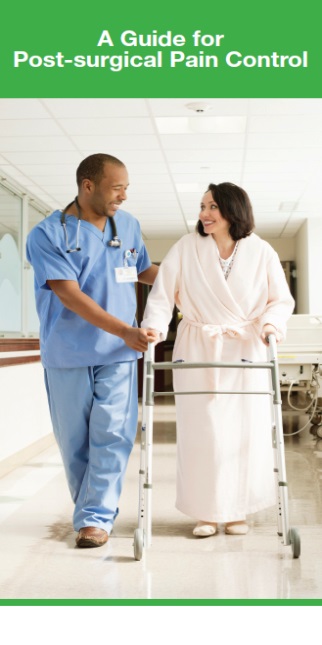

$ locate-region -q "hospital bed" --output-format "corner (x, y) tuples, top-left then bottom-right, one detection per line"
(277, 315), (322, 432)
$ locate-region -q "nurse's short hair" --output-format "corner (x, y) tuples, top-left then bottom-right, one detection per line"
(196, 182), (255, 241)
(76, 153), (125, 187)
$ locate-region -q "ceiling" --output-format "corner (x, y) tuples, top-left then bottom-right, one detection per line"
(0, 97), (322, 241)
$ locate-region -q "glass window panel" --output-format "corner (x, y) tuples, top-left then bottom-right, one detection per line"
(0, 184), (22, 333)
(27, 203), (46, 335)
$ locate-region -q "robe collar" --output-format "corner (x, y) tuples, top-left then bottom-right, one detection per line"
(195, 232), (249, 321)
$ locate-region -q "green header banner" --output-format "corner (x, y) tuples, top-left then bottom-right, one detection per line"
(1, 0), (321, 98)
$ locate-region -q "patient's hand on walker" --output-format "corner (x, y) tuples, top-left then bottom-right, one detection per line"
(260, 324), (281, 346)
(143, 328), (161, 345)
(146, 329), (160, 343)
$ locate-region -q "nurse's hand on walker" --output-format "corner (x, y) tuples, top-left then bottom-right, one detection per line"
(122, 327), (159, 352)
(260, 323), (281, 346)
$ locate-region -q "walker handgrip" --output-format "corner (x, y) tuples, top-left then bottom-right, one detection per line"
(266, 333), (277, 359)
(146, 342), (155, 363)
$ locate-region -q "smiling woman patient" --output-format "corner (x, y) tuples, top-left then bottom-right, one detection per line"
(141, 181), (295, 538)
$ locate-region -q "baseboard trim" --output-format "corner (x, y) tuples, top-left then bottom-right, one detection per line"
(0, 434), (56, 479)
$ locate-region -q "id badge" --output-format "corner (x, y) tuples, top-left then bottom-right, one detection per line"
(115, 266), (138, 283)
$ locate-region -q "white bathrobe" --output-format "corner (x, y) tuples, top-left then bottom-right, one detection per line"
(141, 232), (295, 522)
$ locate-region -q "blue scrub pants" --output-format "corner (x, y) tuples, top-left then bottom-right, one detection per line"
(44, 361), (138, 533)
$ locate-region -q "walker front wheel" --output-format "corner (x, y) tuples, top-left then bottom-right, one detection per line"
(289, 527), (301, 559)
(312, 411), (322, 428)
(316, 424), (322, 438)
(134, 528), (144, 561)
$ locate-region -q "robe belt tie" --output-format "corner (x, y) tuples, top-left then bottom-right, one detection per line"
(180, 317), (259, 396)
(183, 317), (257, 340)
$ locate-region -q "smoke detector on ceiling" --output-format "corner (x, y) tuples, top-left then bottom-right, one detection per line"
(186, 102), (212, 113)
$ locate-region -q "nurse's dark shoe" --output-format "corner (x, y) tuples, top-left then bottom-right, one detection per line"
(76, 526), (108, 548)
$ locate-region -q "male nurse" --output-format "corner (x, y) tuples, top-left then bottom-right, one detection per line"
(27, 153), (159, 548)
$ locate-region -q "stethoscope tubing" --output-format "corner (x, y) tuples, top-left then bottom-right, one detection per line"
(61, 197), (121, 252)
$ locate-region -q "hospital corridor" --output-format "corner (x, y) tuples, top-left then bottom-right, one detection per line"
(1, 98), (322, 602)
(0, 392), (321, 600)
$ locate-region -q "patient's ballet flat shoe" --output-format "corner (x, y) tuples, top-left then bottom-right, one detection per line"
(225, 522), (249, 535)
(193, 521), (217, 537)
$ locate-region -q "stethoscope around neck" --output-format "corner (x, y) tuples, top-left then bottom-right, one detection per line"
(60, 197), (122, 253)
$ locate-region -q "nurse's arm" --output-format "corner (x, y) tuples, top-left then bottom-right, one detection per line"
(46, 279), (158, 351)
(138, 264), (159, 285)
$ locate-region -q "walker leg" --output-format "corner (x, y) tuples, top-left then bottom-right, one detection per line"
(133, 344), (155, 560)
(134, 350), (148, 560)
(134, 419), (146, 561)
(144, 346), (155, 549)
(268, 334), (301, 558)
(273, 401), (291, 546)
(271, 420), (284, 539)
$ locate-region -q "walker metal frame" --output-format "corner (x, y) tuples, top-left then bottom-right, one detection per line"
(133, 334), (301, 560)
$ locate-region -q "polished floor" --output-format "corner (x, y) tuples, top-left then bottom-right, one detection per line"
(0, 396), (322, 602)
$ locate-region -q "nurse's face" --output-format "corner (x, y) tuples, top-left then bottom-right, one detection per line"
(90, 163), (129, 218)
(199, 190), (230, 237)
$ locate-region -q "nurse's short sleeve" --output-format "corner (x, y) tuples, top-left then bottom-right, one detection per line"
(26, 226), (78, 290)
(136, 241), (151, 274)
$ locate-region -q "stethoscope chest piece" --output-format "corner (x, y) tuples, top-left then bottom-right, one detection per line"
(108, 237), (122, 248)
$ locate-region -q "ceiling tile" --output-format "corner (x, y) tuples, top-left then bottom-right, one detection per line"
(165, 149), (244, 162)
(42, 99), (149, 118)
(74, 134), (159, 150)
(155, 116), (246, 134)
(0, 99), (50, 119)
(3, 151), (83, 165)
(247, 131), (322, 148)
(59, 117), (154, 136)
(0, 137), (77, 152)
(250, 99), (322, 115)
(0, 120), (65, 137)
(249, 114), (322, 134)
(160, 133), (245, 149)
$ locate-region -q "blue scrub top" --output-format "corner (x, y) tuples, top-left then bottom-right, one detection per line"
(26, 209), (151, 368)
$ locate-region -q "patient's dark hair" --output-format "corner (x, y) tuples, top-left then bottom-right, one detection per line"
(196, 182), (255, 241)
(76, 153), (125, 187)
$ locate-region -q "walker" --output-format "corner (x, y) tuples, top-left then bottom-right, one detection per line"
(133, 334), (301, 560)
